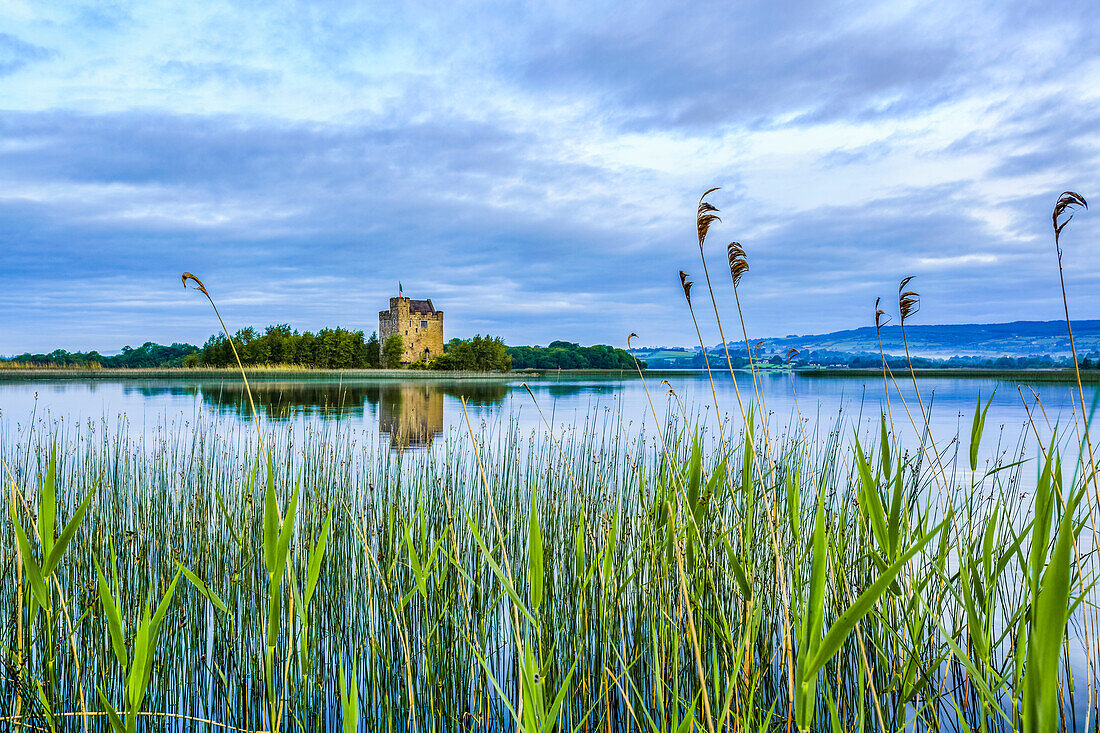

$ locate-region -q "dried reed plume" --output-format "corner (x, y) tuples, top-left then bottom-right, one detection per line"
(727, 242), (748, 287)
(754, 339), (767, 357)
(1049, 190), (1098, 510)
(182, 272), (264, 451)
(786, 348), (799, 364)
(1054, 192), (1088, 267)
(679, 270), (694, 304)
(898, 276), (919, 323)
(875, 297), (891, 331)
(1053, 191), (1087, 241)
(697, 188), (721, 246)
(181, 272), (208, 295)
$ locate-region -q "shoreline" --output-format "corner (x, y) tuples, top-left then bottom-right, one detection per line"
(798, 367), (1100, 381)
(1, 366), (1097, 382)
(0, 367), (527, 381)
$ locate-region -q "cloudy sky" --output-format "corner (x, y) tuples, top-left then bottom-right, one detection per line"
(2, 0), (1099, 354)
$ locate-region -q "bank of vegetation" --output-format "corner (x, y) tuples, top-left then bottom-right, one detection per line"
(1, 342), (198, 369)
(508, 340), (640, 370)
(3, 396), (1091, 732)
(4, 332), (645, 373)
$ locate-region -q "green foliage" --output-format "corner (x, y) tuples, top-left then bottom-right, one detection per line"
(382, 333), (405, 368)
(431, 334), (511, 371)
(508, 340), (641, 370)
(1024, 461), (1084, 733)
(1, 404), (1093, 731)
(365, 331), (381, 367)
(969, 390), (994, 473)
(195, 324), (374, 368)
(528, 494), (544, 614)
(95, 559), (183, 733)
(339, 660), (360, 733)
(3, 342), (197, 368)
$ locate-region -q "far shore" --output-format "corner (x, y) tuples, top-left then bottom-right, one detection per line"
(0, 367), (527, 381)
(800, 367), (1100, 381)
(2, 366), (1099, 382)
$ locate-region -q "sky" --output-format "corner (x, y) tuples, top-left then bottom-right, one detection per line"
(1, 0), (1099, 354)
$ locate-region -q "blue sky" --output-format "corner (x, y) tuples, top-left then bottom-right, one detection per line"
(1, 0), (1099, 354)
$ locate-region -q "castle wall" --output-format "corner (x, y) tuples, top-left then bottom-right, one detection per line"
(378, 296), (444, 364)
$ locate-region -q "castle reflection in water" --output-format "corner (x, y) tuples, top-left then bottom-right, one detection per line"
(155, 378), (510, 449)
(377, 384), (443, 448)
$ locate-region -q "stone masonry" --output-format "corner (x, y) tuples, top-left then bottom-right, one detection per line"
(379, 296), (444, 365)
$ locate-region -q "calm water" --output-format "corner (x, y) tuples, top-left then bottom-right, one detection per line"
(2, 370), (1097, 723)
(0, 371), (1091, 462)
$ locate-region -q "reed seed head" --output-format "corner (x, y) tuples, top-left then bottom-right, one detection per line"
(787, 348), (799, 364)
(875, 297), (891, 331)
(679, 270), (694, 304)
(697, 188), (721, 246)
(898, 276), (919, 323)
(1053, 191), (1087, 242)
(727, 242), (748, 287)
(181, 272), (209, 296)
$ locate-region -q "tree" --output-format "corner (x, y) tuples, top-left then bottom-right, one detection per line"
(382, 334), (405, 368)
(431, 335), (511, 371)
(365, 332), (381, 367)
(507, 341), (640, 370)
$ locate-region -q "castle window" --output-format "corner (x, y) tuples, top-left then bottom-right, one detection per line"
(420, 320), (428, 329)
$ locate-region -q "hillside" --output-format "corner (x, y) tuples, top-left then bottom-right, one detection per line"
(759, 319), (1100, 359)
(634, 319), (1100, 368)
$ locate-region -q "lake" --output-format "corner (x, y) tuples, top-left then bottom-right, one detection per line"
(0, 370), (1090, 465)
(3, 369), (1097, 728)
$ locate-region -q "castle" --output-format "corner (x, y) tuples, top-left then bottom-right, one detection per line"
(379, 296), (444, 365)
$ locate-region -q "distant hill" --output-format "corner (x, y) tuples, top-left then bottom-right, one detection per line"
(754, 319), (1100, 359)
(633, 319), (1100, 369)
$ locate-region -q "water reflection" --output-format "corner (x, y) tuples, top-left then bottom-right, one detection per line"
(3, 371), (1091, 464)
(122, 379), (510, 449)
(189, 381), (377, 419)
(377, 384), (443, 448)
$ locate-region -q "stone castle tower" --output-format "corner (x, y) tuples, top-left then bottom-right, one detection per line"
(379, 296), (444, 365)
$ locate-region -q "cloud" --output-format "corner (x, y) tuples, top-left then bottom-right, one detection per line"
(0, 0), (1098, 354)
(0, 33), (53, 77)
(159, 61), (282, 90)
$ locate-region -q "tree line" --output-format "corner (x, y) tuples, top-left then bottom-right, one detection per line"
(3, 330), (647, 372)
(508, 341), (643, 370)
(2, 342), (197, 368)
(187, 325), (381, 368)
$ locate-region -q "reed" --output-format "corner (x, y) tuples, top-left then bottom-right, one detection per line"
(0, 191), (1096, 733)
(0, 387), (1095, 731)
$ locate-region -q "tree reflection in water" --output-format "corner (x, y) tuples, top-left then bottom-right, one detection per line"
(127, 379), (510, 449)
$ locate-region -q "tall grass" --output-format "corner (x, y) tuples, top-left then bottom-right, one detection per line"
(0, 190), (1096, 732)
(0, 399), (1094, 731)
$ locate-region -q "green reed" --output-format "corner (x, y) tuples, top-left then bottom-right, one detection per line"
(0, 397), (1094, 732)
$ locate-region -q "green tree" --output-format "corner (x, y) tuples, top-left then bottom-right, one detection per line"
(365, 332), (381, 367)
(382, 334), (405, 368)
(506, 341), (641, 370)
(431, 335), (511, 371)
